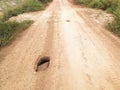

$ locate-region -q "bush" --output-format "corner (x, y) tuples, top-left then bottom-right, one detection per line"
(3, 0), (45, 20)
(0, 20), (33, 47)
(89, 0), (104, 9)
(39, 0), (52, 4)
(75, 0), (91, 5)
(0, 0), (52, 47)
(109, 19), (120, 36)
(75, 0), (120, 36)
(109, 8), (120, 36)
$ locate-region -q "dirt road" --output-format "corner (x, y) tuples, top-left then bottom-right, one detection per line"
(0, 0), (120, 90)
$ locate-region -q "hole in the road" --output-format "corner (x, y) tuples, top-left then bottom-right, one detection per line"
(66, 20), (70, 22)
(35, 56), (50, 72)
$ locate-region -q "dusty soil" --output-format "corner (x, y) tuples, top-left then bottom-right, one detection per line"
(0, 0), (120, 90)
(0, 12), (3, 16)
(9, 11), (43, 22)
(75, 7), (113, 26)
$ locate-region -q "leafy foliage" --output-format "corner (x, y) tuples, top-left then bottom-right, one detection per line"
(3, 0), (45, 21)
(75, 0), (120, 36)
(0, 0), (52, 47)
(0, 20), (33, 47)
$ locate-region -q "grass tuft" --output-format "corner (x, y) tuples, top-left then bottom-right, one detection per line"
(75, 0), (120, 36)
(0, 0), (52, 48)
(0, 20), (33, 47)
(3, 0), (45, 21)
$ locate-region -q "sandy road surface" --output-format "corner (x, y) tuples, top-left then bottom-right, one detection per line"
(0, 0), (120, 90)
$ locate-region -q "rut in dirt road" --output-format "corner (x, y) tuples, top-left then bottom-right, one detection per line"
(0, 0), (120, 90)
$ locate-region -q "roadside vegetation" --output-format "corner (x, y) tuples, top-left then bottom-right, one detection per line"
(75, 0), (120, 36)
(0, 20), (33, 47)
(2, 0), (52, 21)
(0, 0), (52, 47)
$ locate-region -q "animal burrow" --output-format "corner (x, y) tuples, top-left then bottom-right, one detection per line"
(35, 56), (50, 72)
(66, 20), (70, 22)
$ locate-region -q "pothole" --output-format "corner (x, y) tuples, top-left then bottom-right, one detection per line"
(35, 56), (50, 72)
(66, 20), (70, 22)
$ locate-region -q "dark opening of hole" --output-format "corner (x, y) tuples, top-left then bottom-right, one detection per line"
(35, 56), (50, 72)
(37, 56), (50, 66)
(66, 20), (70, 22)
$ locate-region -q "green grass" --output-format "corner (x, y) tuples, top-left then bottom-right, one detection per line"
(109, 8), (120, 36)
(75, 0), (120, 36)
(0, 0), (23, 12)
(1, 0), (53, 21)
(0, 20), (33, 47)
(39, 0), (53, 3)
(0, 0), (52, 47)
(3, 0), (45, 21)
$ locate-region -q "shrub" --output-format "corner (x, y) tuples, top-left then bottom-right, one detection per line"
(75, 0), (120, 36)
(109, 8), (120, 36)
(3, 0), (45, 20)
(0, 20), (33, 47)
(75, 0), (91, 5)
(0, 0), (52, 47)
(89, 0), (104, 9)
(39, 0), (52, 4)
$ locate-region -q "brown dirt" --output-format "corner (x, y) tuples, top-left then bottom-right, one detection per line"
(0, 0), (120, 90)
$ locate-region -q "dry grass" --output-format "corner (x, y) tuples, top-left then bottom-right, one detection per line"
(75, 0), (120, 36)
